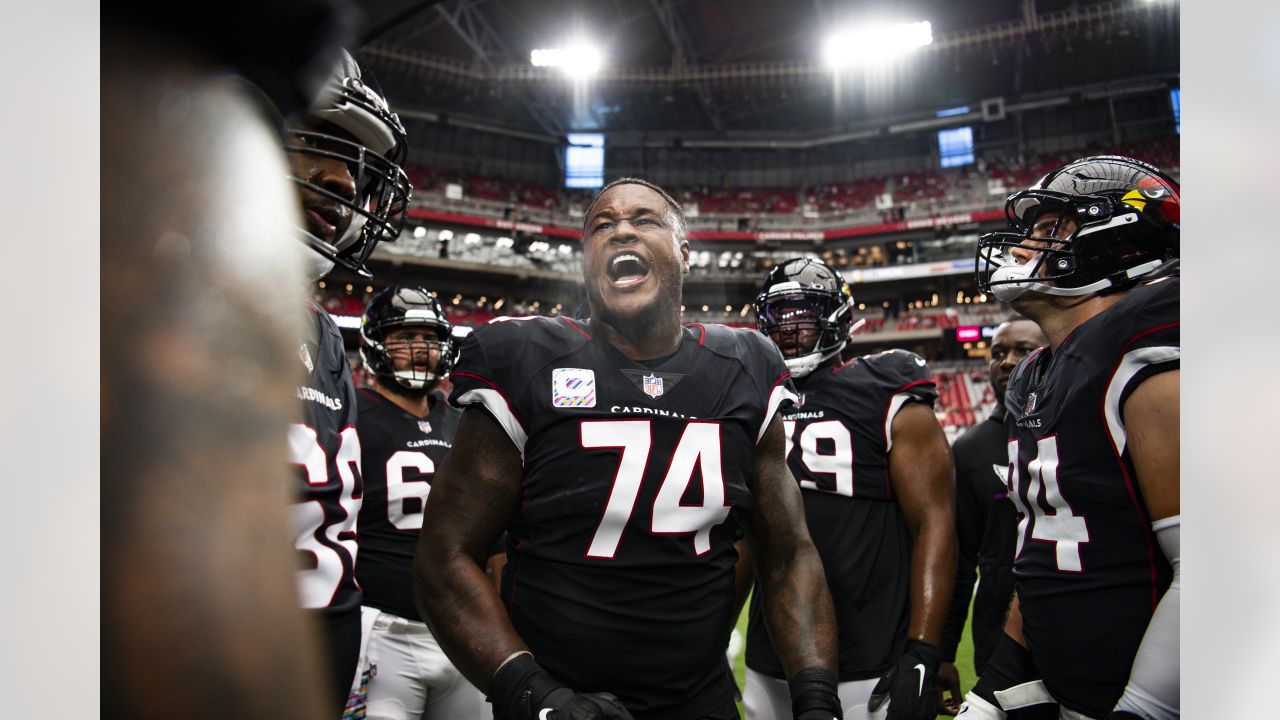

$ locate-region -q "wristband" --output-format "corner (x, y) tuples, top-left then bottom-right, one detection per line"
(489, 653), (549, 720)
(789, 666), (840, 719)
(970, 634), (1039, 706)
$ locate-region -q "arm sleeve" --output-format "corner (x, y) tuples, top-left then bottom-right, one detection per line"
(1113, 517), (1179, 720)
(940, 444), (981, 661)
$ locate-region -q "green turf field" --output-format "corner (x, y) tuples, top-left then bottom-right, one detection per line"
(729, 598), (975, 720)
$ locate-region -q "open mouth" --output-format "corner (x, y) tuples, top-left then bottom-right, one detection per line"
(606, 252), (651, 288)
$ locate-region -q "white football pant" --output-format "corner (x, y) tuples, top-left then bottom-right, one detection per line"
(356, 606), (488, 720)
(743, 667), (880, 720)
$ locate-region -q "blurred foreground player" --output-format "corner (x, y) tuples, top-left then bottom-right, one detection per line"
(413, 178), (842, 720)
(746, 258), (956, 720)
(103, 2), (359, 717)
(960, 156), (1180, 720)
(350, 288), (486, 719)
(284, 49), (411, 712)
(937, 318), (1049, 716)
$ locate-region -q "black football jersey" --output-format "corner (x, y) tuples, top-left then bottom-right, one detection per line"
(289, 304), (363, 615)
(448, 317), (796, 720)
(940, 405), (1019, 674)
(1003, 276), (1178, 717)
(746, 349), (938, 681)
(354, 388), (462, 622)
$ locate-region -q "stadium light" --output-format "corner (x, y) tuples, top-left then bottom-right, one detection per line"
(822, 20), (932, 70)
(530, 43), (603, 78)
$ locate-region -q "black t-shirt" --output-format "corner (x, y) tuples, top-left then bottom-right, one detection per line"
(746, 349), (938, 681)
(290, 304), (362, 616)
(355, 388), (462, 622)
(448, 317), (795, 720)
(1003, 275), (1179, 717)
(939, 404), (1020, 674)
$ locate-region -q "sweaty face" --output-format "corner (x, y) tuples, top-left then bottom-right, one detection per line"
(988, 320), (1047, 401)
(583, 184), (690, 325)
(384, 326), (445, 378)
(286, 118), (360, 246)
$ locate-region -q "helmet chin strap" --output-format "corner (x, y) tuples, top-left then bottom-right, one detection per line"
(990, 257), (1164, 301)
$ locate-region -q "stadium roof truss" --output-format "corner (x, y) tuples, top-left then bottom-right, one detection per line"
(362, 0), (1175, 98)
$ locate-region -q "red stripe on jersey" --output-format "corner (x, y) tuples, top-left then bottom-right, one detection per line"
(685, 323), (707, 346)
(769, 372), (793, 392)
(832, 356), (858, 374)
(561, 316), (592, 340)
(1100, 320), (1180, 612)
(895, 379), (935, 394)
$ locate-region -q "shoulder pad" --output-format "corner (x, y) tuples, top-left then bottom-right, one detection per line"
(690, 323), (778, 359)
(859, 348), (933, 386)
(469, 315), (592, 356)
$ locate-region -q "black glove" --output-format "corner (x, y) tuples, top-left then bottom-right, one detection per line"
(868, 639), (944, 720)
(489, 653), (635, 720)
(1106, 713), (1144, 719)
(789, 666), (841, 720)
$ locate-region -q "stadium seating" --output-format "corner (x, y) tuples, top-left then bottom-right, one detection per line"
(404, 137), (1178, 226)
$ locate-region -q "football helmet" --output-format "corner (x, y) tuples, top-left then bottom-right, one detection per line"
(755, 257), (863, 378)
(287, 49), (411, 279)
(975, 155), (1179, 301)
(360, 287), (453, 392)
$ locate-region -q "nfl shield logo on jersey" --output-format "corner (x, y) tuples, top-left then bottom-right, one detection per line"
(1026, 392), (1038, 414)
(642, 373), (664, 398)
(418, 420), (432, 434)
(298, 343), (314, 374)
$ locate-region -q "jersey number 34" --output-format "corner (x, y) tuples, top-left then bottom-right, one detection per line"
(1007, 436), (1091, 572)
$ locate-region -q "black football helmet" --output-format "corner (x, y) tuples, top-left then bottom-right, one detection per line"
(755, 257), (863, 378)
(975, 155), (1179, 301)
(287, 49), (411, 280)
(360, 287), (453, 392)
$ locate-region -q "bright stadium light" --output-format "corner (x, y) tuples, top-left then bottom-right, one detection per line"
(530, 43), (603, 78)
(823, 20), (932, 70)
